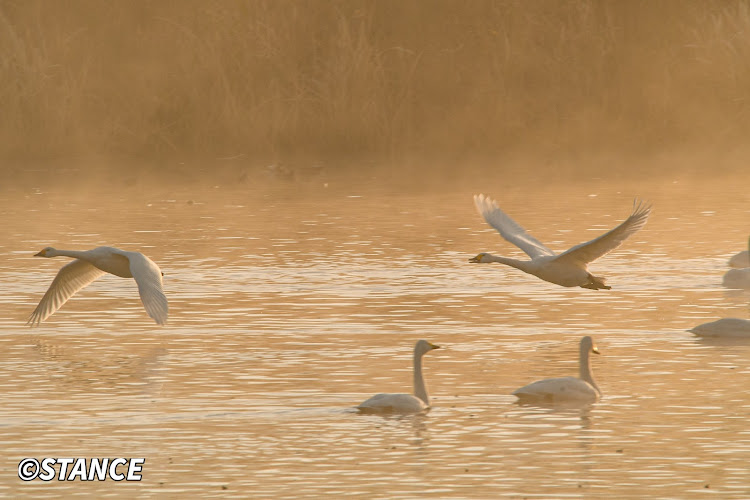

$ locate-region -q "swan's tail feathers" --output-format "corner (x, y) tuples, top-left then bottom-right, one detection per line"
(581, 274), (611, 290)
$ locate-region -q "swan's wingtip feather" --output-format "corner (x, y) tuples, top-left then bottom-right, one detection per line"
(26, 309), (47, 327)
(631, 197), (653, 216)
(146, 305), (168, 325)
(473, 193), (487, 206)
(473, 193), (499, 214)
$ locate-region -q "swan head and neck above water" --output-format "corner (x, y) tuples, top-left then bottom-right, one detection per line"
(357, 339), (441, 414)
(575, 336), (601, 394)
(470, 194), (651, 290)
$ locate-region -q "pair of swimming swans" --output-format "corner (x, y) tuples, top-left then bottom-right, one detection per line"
(358, 336), (601, 413)
(723, 236), (750, 290)
(698, 239), (750, 337)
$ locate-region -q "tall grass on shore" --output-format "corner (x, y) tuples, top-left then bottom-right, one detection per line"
(2, 0), (750, 169)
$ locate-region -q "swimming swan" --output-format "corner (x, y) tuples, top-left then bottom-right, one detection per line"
(513, 336), (601, 403)
(690, 318), (750, 338)
(722, 268), (750, 290)
(28, 246), (168, 326)
(357, 339), (440, 413)
(728, 237), (750, 268)
(470, 195), (651, 289)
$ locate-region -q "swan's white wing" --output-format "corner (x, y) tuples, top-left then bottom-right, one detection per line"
(127, 252), (168, 325)
(554, 200), (651, 266)
(474, 194), (555, 259)
(28, 260), (106, 326)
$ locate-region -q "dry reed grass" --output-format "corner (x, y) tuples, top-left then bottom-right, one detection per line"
(2, 0), (750, 174)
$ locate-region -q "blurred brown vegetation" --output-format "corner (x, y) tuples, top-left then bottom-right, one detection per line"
(2, 0), (750, 174)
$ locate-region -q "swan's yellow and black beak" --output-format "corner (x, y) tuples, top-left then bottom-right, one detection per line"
(469, 254), (482, 263)
(592, 346), (601, 355)
(429, 343), (441, 350)
(34, 249), (47, 257)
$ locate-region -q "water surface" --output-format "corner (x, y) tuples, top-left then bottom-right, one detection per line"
(1, 173), (750, 498)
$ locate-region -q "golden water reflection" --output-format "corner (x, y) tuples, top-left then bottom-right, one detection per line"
(1, 176), (749, 497)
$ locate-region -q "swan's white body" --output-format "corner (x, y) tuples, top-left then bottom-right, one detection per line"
(690, 318), (750, 338)
(513, 336), (601, 403)
(357, 340), (440, 413)
(722, 268), (750, 290)
(28, 246), (168, 325)
(471, 194), (651, 289)
(728, 237), (750, 268)
(729, 251), (749, 269)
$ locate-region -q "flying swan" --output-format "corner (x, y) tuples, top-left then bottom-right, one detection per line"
(28, 246), (168, 326)
(470, 194), (651, 289)
(357, 339), (440, 413)
(513, 336), (601, 403)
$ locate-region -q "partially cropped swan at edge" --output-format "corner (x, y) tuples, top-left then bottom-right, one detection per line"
(470, 194), (651, 289)
(690, 318), (750, 338)
(357, 340), (440, 413)
(28, 246), (168, 326)
(728, 236), (750, 268)
(722, 268), (750, 290)
(513, 336), (601, 403)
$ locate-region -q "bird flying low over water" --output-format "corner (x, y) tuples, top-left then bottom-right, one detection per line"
(28, 246), (168, 326)
(470, 194), (651, 289)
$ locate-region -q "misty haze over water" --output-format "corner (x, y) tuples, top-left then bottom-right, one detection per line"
(2, 0), (750, 182)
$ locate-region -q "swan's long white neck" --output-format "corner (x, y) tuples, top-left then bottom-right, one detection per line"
(41, 247), (133, 278)
(579, 342), (601, 396)
(413, 350), (430, 406)
(46, 248), (90, 260)
(485, 254), (535, 274)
